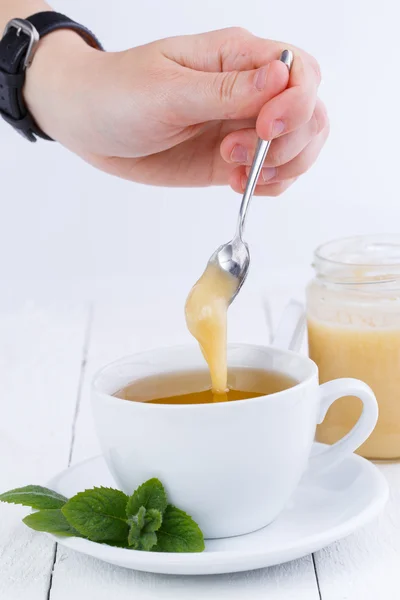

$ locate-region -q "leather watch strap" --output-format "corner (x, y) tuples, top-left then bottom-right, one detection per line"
(0, 11), (103, 142)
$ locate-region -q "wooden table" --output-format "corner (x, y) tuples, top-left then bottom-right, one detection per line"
(0, 279), (398, 600)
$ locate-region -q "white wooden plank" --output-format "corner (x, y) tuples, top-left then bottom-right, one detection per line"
(49, 295), (320, 600)
(50, 552), (319, 600)
(0, 302), (89, 600)
(314, 463), (398, 600)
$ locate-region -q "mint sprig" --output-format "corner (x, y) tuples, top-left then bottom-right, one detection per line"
(127, 505), (163, 550)
(0, 479), (204, 553)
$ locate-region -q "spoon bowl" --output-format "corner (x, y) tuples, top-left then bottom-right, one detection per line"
(209, 237), (250, 303)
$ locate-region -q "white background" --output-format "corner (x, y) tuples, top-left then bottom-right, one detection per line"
(1, 0), (398, 301)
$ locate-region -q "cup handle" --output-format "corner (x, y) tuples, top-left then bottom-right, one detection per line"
(309, 378), (379, 472)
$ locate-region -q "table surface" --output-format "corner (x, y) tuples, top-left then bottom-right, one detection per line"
(0, 279), (399, 600)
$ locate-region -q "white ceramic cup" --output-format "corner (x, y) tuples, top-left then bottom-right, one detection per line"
(92, 339), (378, 539)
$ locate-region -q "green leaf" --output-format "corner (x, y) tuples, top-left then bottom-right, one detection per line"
(143, 508), (162, 533)
(128, 521), (158, 551)
(126, 479), (167, 518)
(153, 505), (205, 553)
(134, 506), (146, 530)
(62, 487), (129, 542)
(23, 510), (81, 537)
(140, 532), (157, 551)
(128, 506), (162, 549)
(0, 485), (67, 509)
(127, 506), (146, 545)
(128, 536), (139, 550)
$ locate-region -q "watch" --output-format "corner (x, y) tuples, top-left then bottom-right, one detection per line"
(0, 11), (103, 142)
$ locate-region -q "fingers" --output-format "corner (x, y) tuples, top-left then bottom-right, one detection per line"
(229, 124), (329, 195)
(250, 125), (329, 182)
(161, 27), (317, 74)
(161, 27), (321, 130)
(230, 171), (298, 196)
(221, 98), (328, 168)
(176, 59), (289, 123)
(256, 53), (321, 140)
(160, 27), (261, 72)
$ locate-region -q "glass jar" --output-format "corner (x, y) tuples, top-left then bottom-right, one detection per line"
(306, 234), (400, 461)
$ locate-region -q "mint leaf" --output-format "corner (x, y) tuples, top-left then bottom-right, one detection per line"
(140, 532), (157, 551)
(0, 485), (67, 509)
(23, 509), (81, 537)
(127, 505), (146, 544)
(153, 505), (205, 553)
(143, 508), (162, 533)
(62, 487), (129, 542)
(126, 479), (167, 517)
(128, 506), (162, 550)
(128, 535), (139, 549)
(134, 506), (146, 530)
(128, 521), (158, 551)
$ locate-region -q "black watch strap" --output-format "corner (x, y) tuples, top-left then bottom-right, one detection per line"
(0, 11), (103, 142)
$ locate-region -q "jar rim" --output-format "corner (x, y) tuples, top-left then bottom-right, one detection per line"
(315, 234), (400, 268)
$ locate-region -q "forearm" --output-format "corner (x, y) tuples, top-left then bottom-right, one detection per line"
(0, 0), (52, 30)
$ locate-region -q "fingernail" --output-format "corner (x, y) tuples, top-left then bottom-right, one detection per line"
(271, 119), (285, 137)
(241, 175), (248, 190)
(230, 145), (248, 163)
(262, 167), (277, 182)
(254, 65), (269, 91)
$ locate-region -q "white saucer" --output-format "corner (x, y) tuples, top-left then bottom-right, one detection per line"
(47, 445), (388, 575)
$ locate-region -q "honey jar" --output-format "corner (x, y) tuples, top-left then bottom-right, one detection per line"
(307, 235), (400, 460)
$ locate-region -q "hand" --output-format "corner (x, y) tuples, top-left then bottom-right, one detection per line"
(24, 27), (329, 196)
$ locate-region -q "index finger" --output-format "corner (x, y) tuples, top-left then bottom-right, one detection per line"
(256, 52), (321, 140)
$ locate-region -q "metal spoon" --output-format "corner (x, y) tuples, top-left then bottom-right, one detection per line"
(208, 49), (294, 303)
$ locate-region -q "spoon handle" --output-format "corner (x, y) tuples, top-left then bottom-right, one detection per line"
(236, 49), (294, 239)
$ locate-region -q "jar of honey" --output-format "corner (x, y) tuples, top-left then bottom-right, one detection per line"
(306, 235), (400, 461)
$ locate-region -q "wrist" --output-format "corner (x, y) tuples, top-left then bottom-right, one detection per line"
(23, 28), (99, 142)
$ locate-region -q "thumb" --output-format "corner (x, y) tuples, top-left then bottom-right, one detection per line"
(177, 59), (289, 123)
